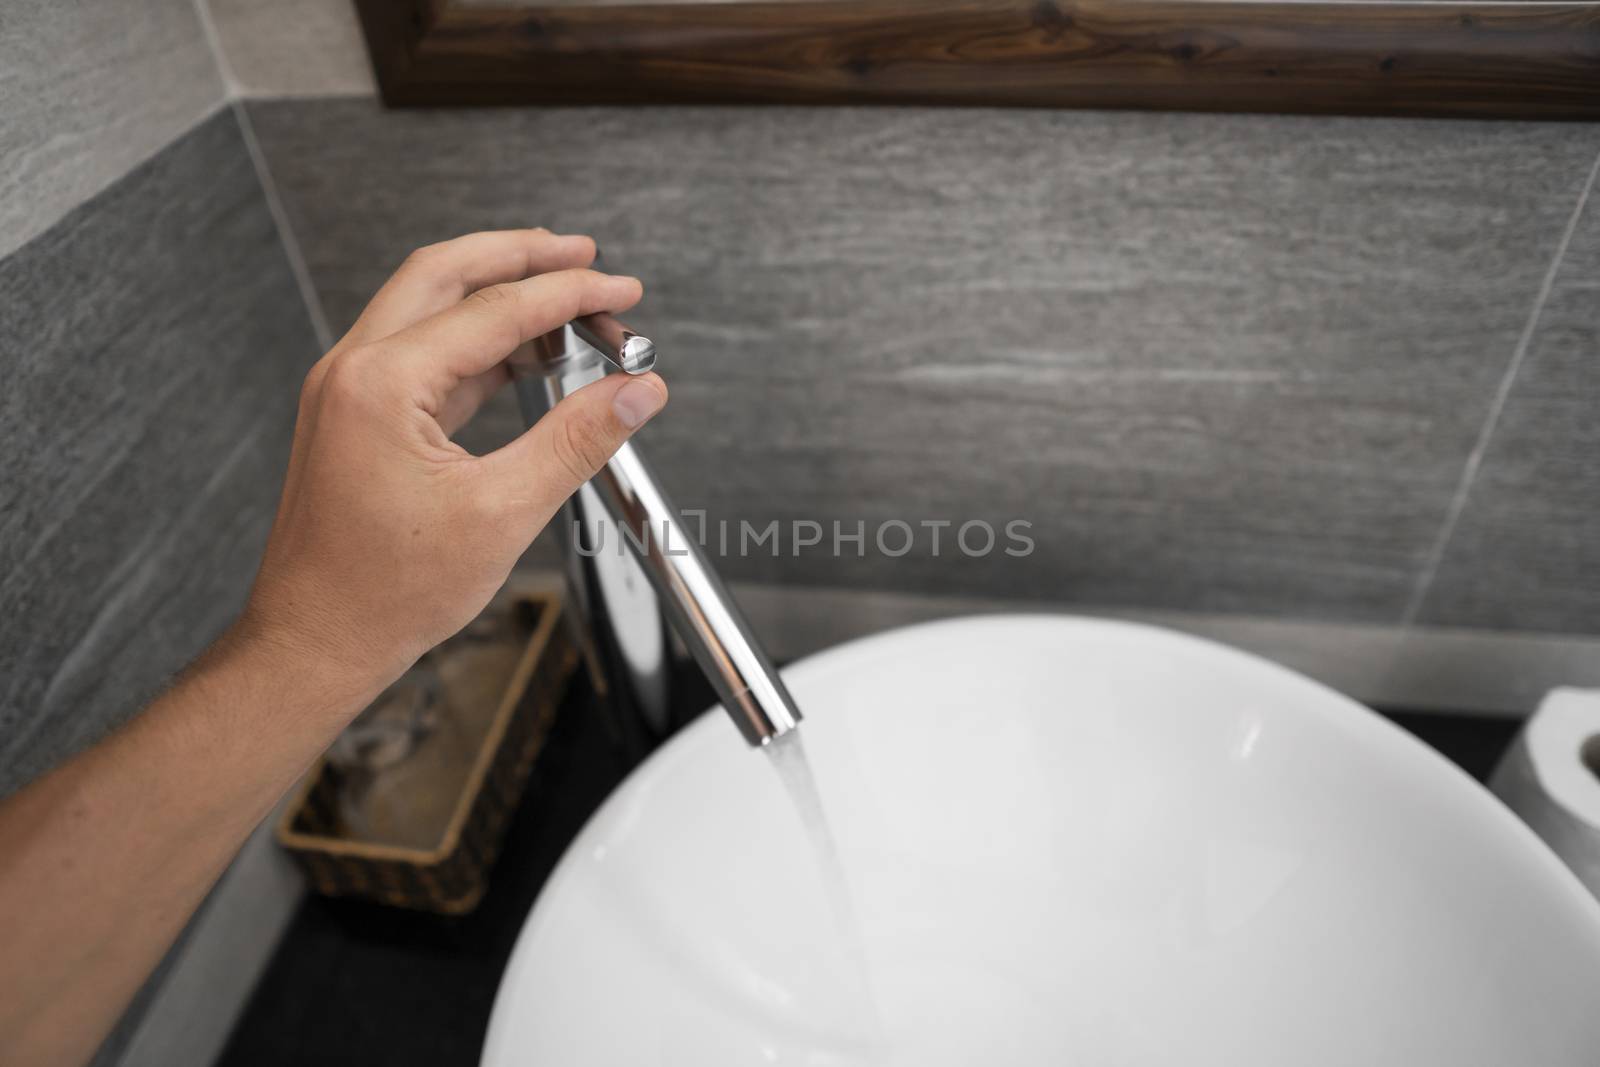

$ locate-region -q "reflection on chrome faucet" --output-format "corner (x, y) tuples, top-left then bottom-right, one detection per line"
(508, 315), (802, 747)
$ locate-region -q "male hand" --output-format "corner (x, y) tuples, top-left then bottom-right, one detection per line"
(0, 229), (672, 1067)
(240, 229), (667, 704)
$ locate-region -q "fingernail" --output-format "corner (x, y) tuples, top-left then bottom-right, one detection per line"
(613, 379), (664, 430)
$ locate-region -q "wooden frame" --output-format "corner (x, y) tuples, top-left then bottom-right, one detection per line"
(354, 0), (1600, 118)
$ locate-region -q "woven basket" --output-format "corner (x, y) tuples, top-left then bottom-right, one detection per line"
(276, 590), (577, 914)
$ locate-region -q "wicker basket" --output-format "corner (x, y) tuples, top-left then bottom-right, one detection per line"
(276, 589), (578, 914)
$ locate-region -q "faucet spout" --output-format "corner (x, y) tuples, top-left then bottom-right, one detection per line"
(509, 314), (802, 747)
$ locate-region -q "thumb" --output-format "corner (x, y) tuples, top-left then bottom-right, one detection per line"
(484, 371), (668, 526)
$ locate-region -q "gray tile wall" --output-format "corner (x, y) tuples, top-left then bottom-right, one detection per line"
(0, 0), (225, 257)
(0, 7), (323, 1062)
(1, 6), (321, 1053)
(202, 0), (375, 97)
(1418, 162), (1600, 634)
(2, 10), (1595, 806)
(245, 98), (1600, 629)
(0, 110), (321, 792)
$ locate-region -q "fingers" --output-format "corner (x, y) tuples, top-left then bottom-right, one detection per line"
(345, 229), (598, 347)
(387, 268), (643, 410)
(436, 364), (511, 438)
(481, 372), (668, 531)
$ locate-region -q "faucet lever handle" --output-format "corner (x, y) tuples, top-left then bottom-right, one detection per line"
(571, 313), (656, 375)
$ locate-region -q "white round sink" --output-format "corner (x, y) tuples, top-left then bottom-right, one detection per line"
(483, 616), (1600, 1066)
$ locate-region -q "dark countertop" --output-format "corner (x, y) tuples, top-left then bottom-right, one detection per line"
(216, 671), (1521, 1067)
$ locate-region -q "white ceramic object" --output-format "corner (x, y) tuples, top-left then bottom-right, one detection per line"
(483, 616), (1600, 1066)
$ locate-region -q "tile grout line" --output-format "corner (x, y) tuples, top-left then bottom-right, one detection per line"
(0, 103), (229, 264)
(189, 0), (335, 352)
(728, 579), (1600, 716)
(231, 88), (379, 102)
(229, 100), (336, 352)
(0, 0), (235, 262)
(188, 0), (241, 98)
(1400, 144), (1600, 626)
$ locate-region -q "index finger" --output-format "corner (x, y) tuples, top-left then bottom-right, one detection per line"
(385, 268), (643, 405)
(345, 229), (599, 347)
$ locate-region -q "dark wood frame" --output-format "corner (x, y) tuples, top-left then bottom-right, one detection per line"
(354, 0), (1600, 118)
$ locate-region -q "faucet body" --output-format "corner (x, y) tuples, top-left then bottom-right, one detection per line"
(508, 317), (802, 747)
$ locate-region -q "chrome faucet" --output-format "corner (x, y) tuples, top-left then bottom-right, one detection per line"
(507, 314), (802, 748)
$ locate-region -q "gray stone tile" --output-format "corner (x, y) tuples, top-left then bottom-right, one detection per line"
(203, 0), (376, 98)
(1417, 165), (1600, 635)
(248, 98), (1599, 621)
(0, 110), (321, 793)
(0, 0), (225, 257)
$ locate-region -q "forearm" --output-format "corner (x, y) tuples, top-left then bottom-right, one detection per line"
(0, 625), (383, 1067)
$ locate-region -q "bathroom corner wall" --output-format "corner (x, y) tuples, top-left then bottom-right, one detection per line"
(215, 0), (1600, 641)
(0, 0), (322, 791)
(0, 2), (322, 1061)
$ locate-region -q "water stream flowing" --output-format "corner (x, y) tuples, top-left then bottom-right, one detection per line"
(765, 731), (886, 1056)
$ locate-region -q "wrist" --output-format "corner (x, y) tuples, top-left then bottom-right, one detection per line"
(128, 612), (399, 823)
(219, 606), (399, 731)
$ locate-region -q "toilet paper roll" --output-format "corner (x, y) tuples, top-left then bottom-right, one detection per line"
(1492, 687), (1600, 902)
